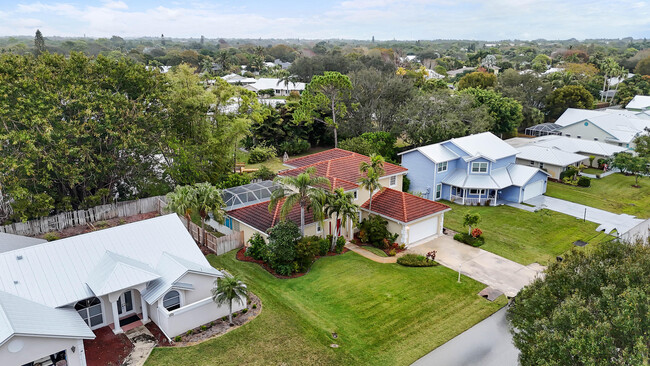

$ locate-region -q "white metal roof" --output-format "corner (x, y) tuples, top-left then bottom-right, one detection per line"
(0, 233), (46, 254)
(626, 95), (650, 110)
(441, 163), (543, 189)
(448, 132), (519, 161)
(0, 214), (220, 308)
(505, 135), (627, 156)
(0, 291), (95, 346)
(507, 164), (545, 186)
(399, 143), (459, 163)
(554, 107), (650, 143)
(516, 146), (587, 167)
(86, 252), (161, 297)
(245, 78), (305, 92)
(554, 108), (608, 127)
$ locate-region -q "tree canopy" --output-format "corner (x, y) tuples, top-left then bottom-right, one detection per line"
(545, 85), (594, 119)
(457, 71), (497, 90)
(461, 88), (524, 136)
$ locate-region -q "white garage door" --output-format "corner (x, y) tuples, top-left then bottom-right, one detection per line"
(408, 216), (438, 245)
(522, 180), (544, 202)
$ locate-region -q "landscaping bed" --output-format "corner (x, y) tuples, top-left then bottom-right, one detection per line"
(166, 292), (262, 347)
(351, 236), (407, 257)
(40, 212), (159, 241)
(236, 246), (349, 279)
(397, 253), (438, 267)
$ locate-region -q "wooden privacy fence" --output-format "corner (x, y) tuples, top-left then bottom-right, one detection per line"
(0, 196), (165, 236)
(157, 198), (244, 255)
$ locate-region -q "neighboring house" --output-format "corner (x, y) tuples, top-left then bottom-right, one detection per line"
(514, 146), (587, 179)
(243, 78), (306, 96)
(552, 100), (650, 148)
(400, 132), (549, 205)
(625, 95), (650, 112)
(226, 149), (448, 247)
(273, 59), (291, 69)
(505, 135), (627, 168)
(0, 215), (243, 366)
(0, 232), (46, 254)
(220, 73), (257, 85)
(446, 66), (474, 77)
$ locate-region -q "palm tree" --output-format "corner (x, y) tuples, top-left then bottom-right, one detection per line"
(193, 182), (226, 245)
(325, 188), (359, 252)
(359, 154), (385, 213)
(269, 167), (330, 236)
(166, 185), (197, 231)
(277, 71), (297, 95)
(211, 275), (248, 326)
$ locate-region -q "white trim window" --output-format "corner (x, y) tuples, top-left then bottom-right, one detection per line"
(435, 184), (442, 199)
(353, 190), (358, 200)
(529, 160), (535, 166)
(469, 189), (486, 195)
(316, 222), (322, 233)
(539, 162), (544, 169)
(471, 162), (488, 173)
(163, 290), (181, 311)
(437, 161), (448, 173)
(75, 297), (104, 328)
(389, 175), (397, 187)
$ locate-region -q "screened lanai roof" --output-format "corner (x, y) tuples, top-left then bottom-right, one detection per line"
(223, 180), (280, 210)
(525, 123), (562, 137)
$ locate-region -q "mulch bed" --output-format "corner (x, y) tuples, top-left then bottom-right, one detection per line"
(145, 322), (173, 347)
(84, 326), (133, 366)
(164, 292), (262, 347)
(350, 236), (407, 256)
(236, 247), (349, 279)
(38, 212), (159, 240)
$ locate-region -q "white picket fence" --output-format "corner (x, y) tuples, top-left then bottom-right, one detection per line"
(0, 196), (165, 236)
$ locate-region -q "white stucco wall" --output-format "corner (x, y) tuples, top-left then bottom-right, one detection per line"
(155, 296), (246, 337)
(559, 123), (616, 143)
(0, 336), (85, 366)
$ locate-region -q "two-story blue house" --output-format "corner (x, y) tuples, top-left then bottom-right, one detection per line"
(399, 132), (549, 205)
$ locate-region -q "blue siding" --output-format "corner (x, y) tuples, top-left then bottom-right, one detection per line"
(492, 155), (516, 169)
(500, 186), (521, 202)
(401, 151), (435, 198)
(467, 157), (492, 175)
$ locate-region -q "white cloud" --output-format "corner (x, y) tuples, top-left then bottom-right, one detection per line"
(102, 1), (128, 10)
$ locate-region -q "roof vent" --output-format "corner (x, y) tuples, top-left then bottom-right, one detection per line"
(13, 281), (18, 285)
(16, 255), (23, 260)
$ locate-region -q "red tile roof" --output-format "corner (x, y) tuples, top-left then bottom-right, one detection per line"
(360, 188), (450, 223)
(227, 198), (317, 234)
(281, 149), (407, 183)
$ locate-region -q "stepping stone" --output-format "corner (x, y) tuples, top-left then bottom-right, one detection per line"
(478, 287), (503, 301)
(573, 240), (588, 247)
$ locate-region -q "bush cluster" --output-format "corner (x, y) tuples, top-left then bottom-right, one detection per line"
(246, 233), (269, 261)
(454, 233), (485, 247)
(577, 176), (591, 187)
(248, 145), (277, 164)
(397, 254), (437, 267)
(278, 139), (310, 155)
(326, 234), (346, 253)
(358, 215), (399, 249)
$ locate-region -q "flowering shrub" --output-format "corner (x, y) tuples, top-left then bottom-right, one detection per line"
(426, 250), (437, 261)
(471, 228), (483, 238)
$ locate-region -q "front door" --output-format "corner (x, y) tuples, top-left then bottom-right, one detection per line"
(117, 290), (134, 316)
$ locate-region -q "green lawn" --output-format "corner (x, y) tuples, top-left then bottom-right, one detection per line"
(360, 245), (388, 257)
(146, 251), (506, 366)
(581, 168), (605, 175)
(442, 202), (612, 266)
(545, 173), (650, 219)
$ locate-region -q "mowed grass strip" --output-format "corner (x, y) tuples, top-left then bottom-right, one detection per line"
(442, 202), (612, 265)
(145, 251), (505, 366)
(545, 173), (650, 219)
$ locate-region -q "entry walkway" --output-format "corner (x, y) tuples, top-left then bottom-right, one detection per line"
(412, 306), (519, 366)
(511, 195), (643, 234)
(344, 243), (397, 263)
(408, 236), (544, 297)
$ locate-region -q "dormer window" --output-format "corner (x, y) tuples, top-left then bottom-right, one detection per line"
(471, 162), (488, 173)
(437, 161), (448, 173)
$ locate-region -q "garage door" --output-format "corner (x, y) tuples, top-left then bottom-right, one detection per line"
(408, 216), (438, 245)
(522, 180), (544, 202)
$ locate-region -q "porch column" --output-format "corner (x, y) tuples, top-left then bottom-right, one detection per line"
(494, 190), (498, 206)
(141, 292), (149, 324)
(111, 300), (122, 334)
(462, 188), (466, 205)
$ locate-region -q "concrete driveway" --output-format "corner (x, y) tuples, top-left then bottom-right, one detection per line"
(412, 307), (519, 366)
(515, 196), (643, 235)
(408, 236), (544, 297)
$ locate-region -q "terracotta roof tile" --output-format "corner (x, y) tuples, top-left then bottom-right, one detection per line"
(360, 188), (450, 223)
(227, 199), (317, 234)
(284, 148), (356, 168)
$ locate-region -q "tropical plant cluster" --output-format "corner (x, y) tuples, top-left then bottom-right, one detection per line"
(397, 253), (438, 267)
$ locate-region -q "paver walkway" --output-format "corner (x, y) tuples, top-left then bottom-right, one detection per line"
(412, 306), (519, 366)
(122, 325), (157, 366)
(344, 242), (398, 263)
(509, 195), (643, 234)
(408, 236), (544, 297)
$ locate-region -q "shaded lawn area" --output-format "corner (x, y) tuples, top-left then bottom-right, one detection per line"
(146, 251), (505, 366)
(240, 146), (331, 173)
(545, 173), (650, 219)
(442, 202), (612, 266)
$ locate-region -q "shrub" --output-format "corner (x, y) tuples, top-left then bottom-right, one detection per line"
(233, 312), (238, 318)
(201, 325), (207, 331)
(118, 219), (127, 225)
(221, 316), (227, 321)
(174, 335), (182, 342)
(246, 233), (269, 261)
(388, 248), (397, 256)
(335, 236), (346, 253)
(279, 139), (310, 155)
(471, 228), (483, 238)
(358, 215), (397, 248)
(402, 175), (411, 192)
(295, 236), (321, 272)
(597, 158), (607, 168)
(186, 330), (193, 336)
(454, 233), (485, 247)
(426, 250), (437, 261)
(560, 167), (578, 180)
(397, 254), (437, 267)
(319, 237), (330, 256)
(96, 221), (109, 229)
(253, 165), (276, 180)
(43, 233), (60, 242)
(248, 145), (277, 164)
(218, 173), (251, 189)
(577, 176), (591, 187)
(242, 308), (248, 314)
(252, 304), (257, 309)
(267, 220), (301, 273)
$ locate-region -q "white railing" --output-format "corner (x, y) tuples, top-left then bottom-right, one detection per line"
(449, 195), (496, 206)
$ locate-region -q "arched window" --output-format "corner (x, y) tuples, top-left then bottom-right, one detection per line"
(75, 297), (103, 327)
(163, 290), (181, 311)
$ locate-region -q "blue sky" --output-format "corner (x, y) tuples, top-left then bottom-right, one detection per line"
(0, 0), (648, 40)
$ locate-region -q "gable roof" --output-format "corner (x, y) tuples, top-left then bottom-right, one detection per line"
(86, 252), (161, 297)
(284, 148), (360, 168)
(506, 135), (628, 157)
(516, 145), (587, 167)
(554, 107), (650, 143)
(399, 143), (459, 163)
(442, 163), (546, 189)
(281, 150), (407, 183)
(228, 198), (318, 234)
(359, 188), (450, 224)
(400, 132), (518, 163)
(0, 233), (46, 254)
(626, 95), (650, 110)
(0, 214), (220, 308)
(0, 290), (95, 346)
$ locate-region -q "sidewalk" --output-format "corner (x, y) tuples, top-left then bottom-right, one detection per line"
(344, 242), (398, 263)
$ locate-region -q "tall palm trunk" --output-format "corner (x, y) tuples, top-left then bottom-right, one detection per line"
(601, 73), (608, 102)
(228, 299), (233, 325)
(330, 213), (340, 252)
(300, 203), (305, 236)
(331, 99), (338, 148)
(200, 213), (206, 246)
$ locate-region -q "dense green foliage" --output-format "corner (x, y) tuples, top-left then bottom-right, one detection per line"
(461, 87), (523, 136)
(508, 240), (650, 365)
(246, 233), (269, 261)
(397, 254), (437, 267)
(609, 152), (649, 186)
(546, 85), (594, 119)
(267, 220), (302, 275)
(358, 215), (398, 249)
(338, 132), (397, 162)
(457, 71), (497, 90)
